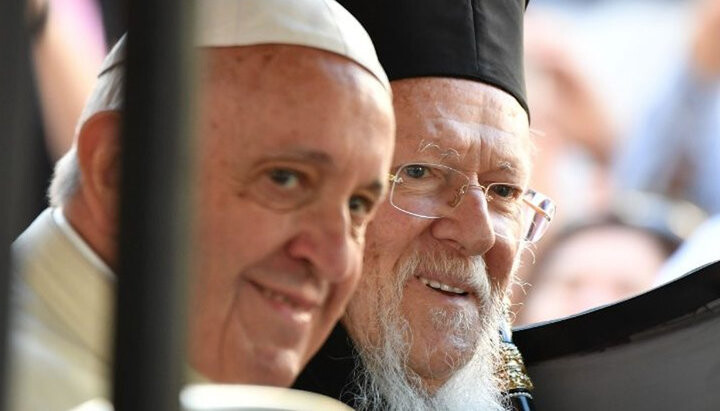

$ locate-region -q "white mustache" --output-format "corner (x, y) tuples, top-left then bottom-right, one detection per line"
(397, 250), (491, 298)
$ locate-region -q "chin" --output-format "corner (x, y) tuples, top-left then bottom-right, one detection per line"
(411, 337), (477, 387)
(242, 364), (296, 387)
(243, 345), (303, 387)
(195, 347), (301, 387)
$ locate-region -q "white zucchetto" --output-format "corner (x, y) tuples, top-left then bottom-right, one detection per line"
(78, 0), (389, 130)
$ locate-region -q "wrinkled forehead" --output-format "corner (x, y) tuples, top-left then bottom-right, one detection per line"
(391, 77), (531, 172)
(198, 45), (393, 124)
(392, 77), (528, 135)
(196, 45), (394, 162)
(200, 44), (373, 87)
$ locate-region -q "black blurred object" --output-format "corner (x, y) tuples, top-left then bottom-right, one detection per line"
(13, 89), (54, 239)
(1, 0), (36, 408)
(98, 0), (127, 46)
(8, 35), (55, 241)
(514, 260), (720, 410)
(337, 0), (530, 115)
(26, 0), (49, 40)
(293, 325), (366, 409)
(111, 0), (195, 409)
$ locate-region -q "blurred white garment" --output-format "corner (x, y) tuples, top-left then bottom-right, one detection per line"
(9, 208), (114, 411)
(181, 384), (353, 410)
(655, 214), (720, 286)
(614, 61), (720, 215)
(68, 384), (353, 411)
(70, 398), (113, 411)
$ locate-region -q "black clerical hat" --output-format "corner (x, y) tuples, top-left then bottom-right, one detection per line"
(337, 0), (529, 115)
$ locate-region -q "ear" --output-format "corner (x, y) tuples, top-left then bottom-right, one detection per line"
(75, 111), (122, 235)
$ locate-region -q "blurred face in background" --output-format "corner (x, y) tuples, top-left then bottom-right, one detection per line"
(519, 224), (666, 325)
(188, 45), (395, 386)
(344, 78), (532, 405)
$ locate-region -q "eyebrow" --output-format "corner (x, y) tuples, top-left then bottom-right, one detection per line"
(497, 161), (516, 173)
(363, 180), (385, 197)
(264, 149), (334, 166)
(263, 149), (385, 195)
(417, 139), (462, 161)
(413, 139), (521, 177)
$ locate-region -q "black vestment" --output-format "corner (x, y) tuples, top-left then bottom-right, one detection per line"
(293, 324), (371, 409)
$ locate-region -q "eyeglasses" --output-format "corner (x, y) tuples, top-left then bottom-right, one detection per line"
(388, 163), (556, 243)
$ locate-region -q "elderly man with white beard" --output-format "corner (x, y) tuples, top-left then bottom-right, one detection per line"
(294, 0), (556, 410)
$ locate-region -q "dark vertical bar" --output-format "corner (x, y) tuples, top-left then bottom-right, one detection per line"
(112, 0), (196, 409)
(98, 0), (128, 47)
(0, 1), (33, 410)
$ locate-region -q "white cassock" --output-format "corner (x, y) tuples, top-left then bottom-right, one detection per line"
(9, 208), (114, 410)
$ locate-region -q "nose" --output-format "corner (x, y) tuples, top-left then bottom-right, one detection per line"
(285, 200), (356, 283)
(430, 186), (495, 256)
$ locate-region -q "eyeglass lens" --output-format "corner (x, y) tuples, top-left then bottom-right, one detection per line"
(390, 163), (555, 243)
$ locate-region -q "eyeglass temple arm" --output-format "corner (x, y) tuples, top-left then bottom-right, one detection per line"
(522, 197), (552, 222)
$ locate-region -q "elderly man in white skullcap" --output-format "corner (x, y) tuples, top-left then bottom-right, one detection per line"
(8, 0), (395, 409)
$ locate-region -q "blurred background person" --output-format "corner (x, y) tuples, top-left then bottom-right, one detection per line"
(613, 0), (720, 216)
(515, 0), (719, 324)
(29, 0), (107, 158)
(611, 0), (720, 286)
(516, 192), (706, 325)
(511, 8), (619, 308)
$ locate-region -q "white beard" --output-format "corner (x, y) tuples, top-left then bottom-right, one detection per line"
(345, 250), (508, 411)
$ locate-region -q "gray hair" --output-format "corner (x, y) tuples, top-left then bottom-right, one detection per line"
(48, 38), (125, 207)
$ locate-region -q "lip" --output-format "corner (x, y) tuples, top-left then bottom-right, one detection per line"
(413, 272), (474, 297)
(405, 276), (476, 311)
(417, 276), (468, 295)
(247, 279), (322, 323)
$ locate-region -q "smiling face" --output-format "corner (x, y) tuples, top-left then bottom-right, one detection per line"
(188, 45), (394, 386)
(344, 77), (531, 394)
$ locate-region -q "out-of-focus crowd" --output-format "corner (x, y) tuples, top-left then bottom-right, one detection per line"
(514, 0), (720, 325)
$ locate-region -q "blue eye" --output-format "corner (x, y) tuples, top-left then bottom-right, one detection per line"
(404, 165), (428, 179)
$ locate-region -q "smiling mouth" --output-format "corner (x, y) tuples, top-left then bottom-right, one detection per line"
(417, 276), (469, 296)
(249, 281), (316, 321)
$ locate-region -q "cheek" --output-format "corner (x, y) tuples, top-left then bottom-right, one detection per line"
(365, 204), (426, 267)
(193, 194), (248, 273)
(486, 215), (525, 289)
(194, 175), (289, 264)
(327, 248), (364, 313)
(307, 247), (363, 357)
(191, 197), (295, 319)
(484, 240), (520, 290)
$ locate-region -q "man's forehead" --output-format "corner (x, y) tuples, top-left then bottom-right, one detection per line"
(393, 78), (528, 124)
(409, 136), (527, 172)
(397, 114), (529, 155)
(202, 44), (363, 78)
(394, 119), (531, 180)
